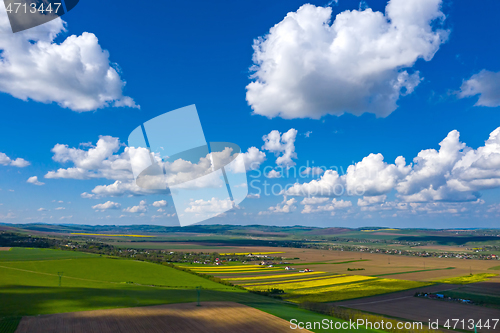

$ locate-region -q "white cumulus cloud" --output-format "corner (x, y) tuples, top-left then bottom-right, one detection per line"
(123, 200), (148, 213)
(262, 129), (298, 168)
(285, 127), (500, 203)
(152, 200), (168, 207)
(458, 70), (500, 107)
(301, 198), (352, 214)
(0, 8), (138, 111)
(27, 176), (44, 186)
(262, 196), (297, 214)
(0, 152), (30, 167)
(45, 136), (132, 181)
(301, 167), (325, 176)
(246, 0), (448, 119)
(185, 197), (234, 214)
(266, 170), (281, 178)
(92, 201), (121, 211)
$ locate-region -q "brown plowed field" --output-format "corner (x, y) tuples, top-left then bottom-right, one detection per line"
(336, 289), (500, 332)
(0, 247), (11, 251)
(15, 302), (310, 333)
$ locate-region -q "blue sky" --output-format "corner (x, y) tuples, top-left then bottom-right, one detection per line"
(1, 0), (500, 228)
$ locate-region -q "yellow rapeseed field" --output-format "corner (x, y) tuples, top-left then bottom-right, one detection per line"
(179, 265), (262, 269)
(432, 273), (497, 284)
(219, 252), (285, 255)
(190, 267), (268, 271)
(286, 279), (432, 303)
(240, 274), (343, 286)
(223, 272), (326, 281)
(246, 275), (375, 291)
(192, 268), (283, 275)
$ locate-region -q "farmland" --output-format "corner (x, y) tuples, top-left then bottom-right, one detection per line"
(179, 261), (435, 303)
(0, 247), (382, 333)
(5, 224), (500, 332)
(0, 247), (99, 261)
(337, 291), (500, 332)
(15, 302), (314, 333)
(432, 273), (497, 285)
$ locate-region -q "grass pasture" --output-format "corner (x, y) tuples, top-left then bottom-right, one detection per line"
(0, 247), (98, 261)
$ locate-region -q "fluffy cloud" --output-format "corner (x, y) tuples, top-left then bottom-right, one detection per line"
(55, 207), (65, 210)
(458, 70), (500, 107)
(0, 9), (137, 111)
(301, 198), (352, 214)
(88, 180), (168, 199)
(27, 176), (44, 186)
(0, 152), (30, 167)
(51, 136), (234, 197)
(396, 130), (473, 202)
(357, 195), (387, 207)
(246, 0), (447, 119)
(37, 208), (48, 212)
(152, 200), (168, 207)
(45, 136), (132, 180)
(266, 170), (281, 178)
(301, 167), (324, 176)
(262, 129), (298, 168)
(246, 193), (260, 199)
(285, 127), (500, 203)
(345, 154), (410, 196)
(185, 197), (234, 214)
(0, 212), (16, 219)
(285, 170), (345, 197)
(92, 201), (121, 211)
(262, 196), (297, 214)
(300, 197), (330, 205)
(123, 200), (147, 213)
(238, 147), (267, 171)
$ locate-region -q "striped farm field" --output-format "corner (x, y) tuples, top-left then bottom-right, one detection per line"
(431, 273), (496, 284)
(219, 251), (285, 255)
(190, 267), (273, 271)
(178, 265), (262, 269)
(245, 275), (376, 291)
(194, 269), (284, 274)
(223, 272), (326, 281)
(179, 265), (266, 271)
(240, 274), (344, 286)
(284, 278), (433, 303)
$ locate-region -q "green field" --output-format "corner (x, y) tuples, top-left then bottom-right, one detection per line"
(432, 273), (497, 284)
(0, 248), (99, 261)
(0, 248), (380, 333)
